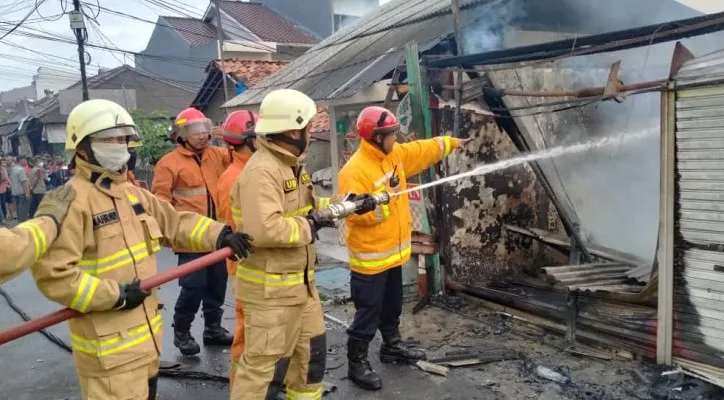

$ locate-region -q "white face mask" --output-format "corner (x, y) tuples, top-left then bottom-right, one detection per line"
(91, 142), (130, 171)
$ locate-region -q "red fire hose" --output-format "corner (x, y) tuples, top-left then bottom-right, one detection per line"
(0, 248), (233, 346)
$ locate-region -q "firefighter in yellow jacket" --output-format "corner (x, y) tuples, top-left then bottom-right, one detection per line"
(338, 106), (467, 390)
(0, 184), (75, 284)
(230, 89), (335, 400)
(30, 99), (254, 400)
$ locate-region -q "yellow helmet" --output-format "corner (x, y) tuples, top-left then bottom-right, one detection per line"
(254, 89), (317, 136)
(65, 99), (138, 151)
(128, 133), (143, 149)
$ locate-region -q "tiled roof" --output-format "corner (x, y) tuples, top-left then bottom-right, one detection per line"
(219, 1), (319, 44)
(215, 59), (289, 87)
(309, 106), (330, 138)
(162, 16), (222, 46)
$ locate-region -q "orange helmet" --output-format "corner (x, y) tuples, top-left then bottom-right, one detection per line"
(356, 106), (399, 140)
(223, 110), (258, 146)
(175, 107), (212, 139)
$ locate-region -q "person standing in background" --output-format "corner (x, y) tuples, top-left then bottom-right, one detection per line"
(28, 157), (47, 217)
(0, 158), (9, 224)
(152, 107), (233, 356)
(9, 156), (30, 222)
(3, 158), (15, 220)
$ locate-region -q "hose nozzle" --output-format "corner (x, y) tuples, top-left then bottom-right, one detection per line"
(316, 191), (391, 222)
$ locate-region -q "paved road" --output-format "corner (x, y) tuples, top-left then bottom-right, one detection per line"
(0, 248), (492, 400)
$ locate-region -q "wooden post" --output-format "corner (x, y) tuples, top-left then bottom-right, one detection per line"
(657, 84), (676, 365)
(451, 0), (464, 137)
(405, 42), (442, 294)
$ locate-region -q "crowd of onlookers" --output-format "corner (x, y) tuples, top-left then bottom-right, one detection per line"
(0, 154), (71, 225)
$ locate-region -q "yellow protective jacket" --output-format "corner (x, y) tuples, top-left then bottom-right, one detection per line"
(0, 216), (56, 284)
(231, 138), (330, 306)
(338, 136), (461, 275)
(31, 158), (225, 377)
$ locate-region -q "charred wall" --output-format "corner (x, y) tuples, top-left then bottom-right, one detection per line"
(439, 108), (564, 284)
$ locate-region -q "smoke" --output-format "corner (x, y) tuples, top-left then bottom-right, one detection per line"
(462, 0), (526, 54)
(511, 2), (718, 262)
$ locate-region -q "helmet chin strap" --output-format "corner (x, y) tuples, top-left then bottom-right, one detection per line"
(271, 133), (307, 155)
(244, 136), (257, 153)
(371, 134), (390, 154)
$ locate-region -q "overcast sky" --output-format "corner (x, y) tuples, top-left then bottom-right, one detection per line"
(0, 0), (721, 92)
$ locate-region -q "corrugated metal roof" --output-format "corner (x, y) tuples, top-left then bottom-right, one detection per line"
(675, 49), (724, 88)
(223, 0), (492, 107)
(542, 263), (645, 293)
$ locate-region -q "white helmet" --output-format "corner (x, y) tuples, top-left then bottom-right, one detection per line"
(254, 89), (317, 136)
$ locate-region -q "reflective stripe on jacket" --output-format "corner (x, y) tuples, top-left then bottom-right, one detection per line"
(337, 136), (461, 275)
(31, 158), (225, 377)
(231, 138), (329, 306)
(216, 151), (250, 275)
(0, 216), (56, 284)
(151, 145), (230, 252)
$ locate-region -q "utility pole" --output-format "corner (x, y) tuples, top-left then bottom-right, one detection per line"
(214, 0), (229, 113)
(451, 0), (464, 137)
(69, 0), (89, 100)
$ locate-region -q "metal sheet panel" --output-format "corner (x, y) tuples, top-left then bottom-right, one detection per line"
(674, 84), (724, 370)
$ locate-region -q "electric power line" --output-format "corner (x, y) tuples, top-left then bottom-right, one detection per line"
(0, 0), (47, 41)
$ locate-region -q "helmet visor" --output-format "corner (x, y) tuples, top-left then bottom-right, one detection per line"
(92, 126), (138, 139)
(177, 119), (213, 138)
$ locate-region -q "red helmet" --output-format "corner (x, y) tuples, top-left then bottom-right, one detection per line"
(223, 110), (258, 146)
(175, 107), (212, 139)
(356, 106), (399, 140)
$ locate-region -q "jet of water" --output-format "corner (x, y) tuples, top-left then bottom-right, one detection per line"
(393, 128), (657, 198)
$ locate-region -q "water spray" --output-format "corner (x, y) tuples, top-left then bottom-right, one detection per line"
(393, 128), (656, 198)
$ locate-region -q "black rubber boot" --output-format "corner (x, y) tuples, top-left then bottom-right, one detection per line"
(203, 322), (233, 346)
(380, 336), (426, 364)
(347, 338), (382, 391)
(173, 330), (201, 356)
(148, 376), (158, 400)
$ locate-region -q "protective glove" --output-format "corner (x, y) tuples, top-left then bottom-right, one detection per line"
(34, 184), (76, 232)
(113, 278), (150, 311)
(216, 226), (254, 260)
(306, 210), (335, 241)
(351, 193), (377, 215)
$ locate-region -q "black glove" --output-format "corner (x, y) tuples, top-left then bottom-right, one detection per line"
(217, 226), (254, 260)
(353, 193), (377, 215)
(113, 278), (150, 311)
(306, 210), (335, 241)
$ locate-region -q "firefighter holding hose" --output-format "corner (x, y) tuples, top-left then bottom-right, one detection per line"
(0, 184), (75, 284)
(214, 109), (257, 387)
(339, 106), (466, 391)
(29, 99), (254, 400)
(229, 89), (335, 400)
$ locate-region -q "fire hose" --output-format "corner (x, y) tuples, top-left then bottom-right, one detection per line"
(0, 248), (234, 345)
(0, 191), (392, 345)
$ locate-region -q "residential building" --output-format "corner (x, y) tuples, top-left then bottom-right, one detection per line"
(25, 65), (194, 155)
(256, 0), (380, 37)
(135, 1), (320, 87)
(0, 67), (78, 120)
(189, 58), (331, 173)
